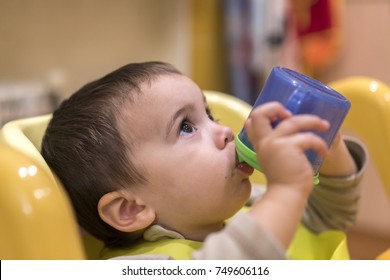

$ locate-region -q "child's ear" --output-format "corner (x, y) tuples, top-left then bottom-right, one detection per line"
(97, 191), (156, 232)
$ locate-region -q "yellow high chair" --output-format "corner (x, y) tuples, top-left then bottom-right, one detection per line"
(1, 76), (389, 259)
(0, 115), (86, 259)
(329, 77), (390, 260)
(328, 77), (390, 201)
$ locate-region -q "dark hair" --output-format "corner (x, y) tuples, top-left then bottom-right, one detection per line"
(41, 62), (182, 247)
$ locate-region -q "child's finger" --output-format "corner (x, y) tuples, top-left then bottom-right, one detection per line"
(245, 102), (292, 138)
(289, 132), (329, 158)
(250, 102), (292, 124)
(273, 115), (330, 137)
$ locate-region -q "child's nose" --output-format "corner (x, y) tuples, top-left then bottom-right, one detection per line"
(215, 124), (234, 149)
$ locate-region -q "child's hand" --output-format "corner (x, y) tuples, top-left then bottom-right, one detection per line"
(244, 102), (330, 192)
(245, 102), (330, 249)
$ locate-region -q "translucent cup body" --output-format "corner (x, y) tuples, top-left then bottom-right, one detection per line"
(235, 67), (351, 179)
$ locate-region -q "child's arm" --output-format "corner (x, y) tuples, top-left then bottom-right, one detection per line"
(318, 132), (357, 176)
(303, 136), (367, 232)
(244, 102), (330, 249)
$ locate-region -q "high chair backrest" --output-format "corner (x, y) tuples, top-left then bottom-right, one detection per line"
(329, 77), (390, 260)
(329, 77), (390, 201)
(0, 114), (87, 259)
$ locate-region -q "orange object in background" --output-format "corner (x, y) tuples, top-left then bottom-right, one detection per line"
(290, 0), (343, 76)
(377, 248), (390, 260)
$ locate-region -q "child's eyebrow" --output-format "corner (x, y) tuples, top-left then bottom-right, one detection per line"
(204, 98), (217, 122)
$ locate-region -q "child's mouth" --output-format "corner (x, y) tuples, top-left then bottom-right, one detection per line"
(236, 162), (254, 176)
(234, 149), (254, 175)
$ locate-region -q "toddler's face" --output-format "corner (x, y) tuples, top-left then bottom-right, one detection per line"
(120, 74), (254, 239)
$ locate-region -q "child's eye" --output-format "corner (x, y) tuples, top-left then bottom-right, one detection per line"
(179, 120), (196, 137)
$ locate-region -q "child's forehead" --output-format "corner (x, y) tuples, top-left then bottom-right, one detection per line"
(139, 74), (205, 106)
(118, 74), (205, 136)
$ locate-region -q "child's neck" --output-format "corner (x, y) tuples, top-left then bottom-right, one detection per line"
(179, 222), (225, 242)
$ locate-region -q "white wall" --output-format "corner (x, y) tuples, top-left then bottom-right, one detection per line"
(322, 0), (390, 85)
(0, 0), (192, 99)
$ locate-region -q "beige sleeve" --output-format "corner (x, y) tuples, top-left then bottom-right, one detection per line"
(302, 136), (368, 233)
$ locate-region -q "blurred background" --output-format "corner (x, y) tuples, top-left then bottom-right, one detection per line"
(1, 0), (390, 259)
(2, 0), (390, 117)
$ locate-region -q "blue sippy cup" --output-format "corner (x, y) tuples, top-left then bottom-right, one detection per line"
(235, 67), (351, 184)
